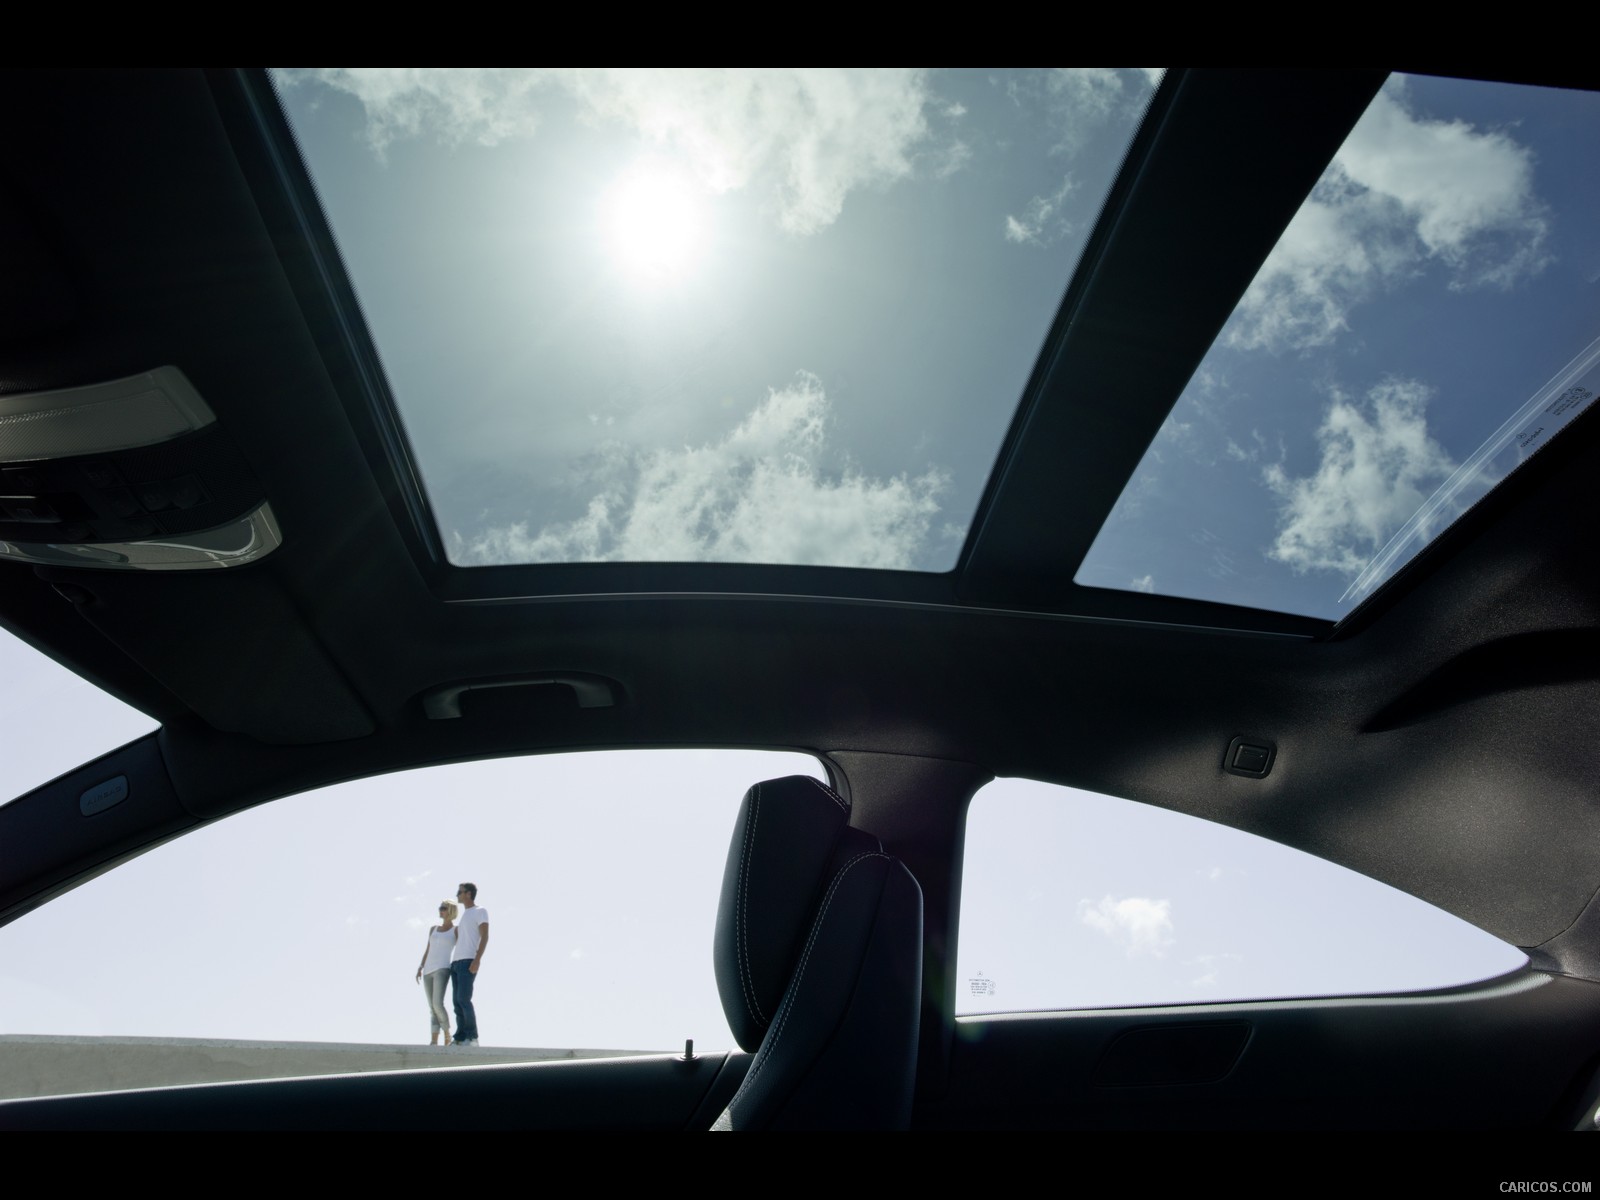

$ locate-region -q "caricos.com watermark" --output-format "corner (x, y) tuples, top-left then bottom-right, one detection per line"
(1499, 1185), (1592, 1194)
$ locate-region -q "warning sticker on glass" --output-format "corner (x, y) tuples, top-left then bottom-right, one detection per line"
(1517, 385), (1595, 456)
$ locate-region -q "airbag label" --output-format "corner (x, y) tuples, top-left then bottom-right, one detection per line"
(80, 774), (129, 816)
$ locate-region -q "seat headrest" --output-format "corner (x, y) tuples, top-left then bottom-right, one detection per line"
(713, 775), (879, 1052)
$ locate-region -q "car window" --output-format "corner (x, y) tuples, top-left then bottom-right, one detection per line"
(0, 626), (158, 801)
(272, 68), (1162, 573)
(957, 777), (1527, 1014)
(1077, 74), (1600, 621)
(0, 747), (825, 1098)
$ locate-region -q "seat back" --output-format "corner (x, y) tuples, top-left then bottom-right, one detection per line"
(711, 775), (923, 1129)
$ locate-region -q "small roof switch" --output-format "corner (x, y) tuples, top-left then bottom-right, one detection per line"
(1225, 736), (1275, 779)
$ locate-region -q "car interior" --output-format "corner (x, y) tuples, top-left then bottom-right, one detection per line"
(2, 68), (1600, 1132)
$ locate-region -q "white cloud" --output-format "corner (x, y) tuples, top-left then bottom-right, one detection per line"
(1045, 68), (1125, 126)
(1193, 367), (1226, 398)
(930, 138), (973, 181)
(1130, 574), (1155, 593)
(454, 373), (947, 570)
(1038, 68), (1157, 156)
(563, 69), (940, 235)
(1337, 89), (1548, 283)
(1005, 173), (1078, 245)
(1154, 418), (1202, 462)
(1003, 68), (1158, 246)
(1078, 894), (1174, 958)
(1206, 544), (1239, 580)
(279, 68), (958, 236)
(1228, 81), (1550, 352)
(1226, 430), (1270, 463)
(1265, 378), (1457, 576)
(274, 68), (546, 154)
(1099, 462), (1160, 525)
(1189, 952), (1243, 988)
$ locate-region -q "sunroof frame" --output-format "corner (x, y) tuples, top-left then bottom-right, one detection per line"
(213, 68), (1416, 639)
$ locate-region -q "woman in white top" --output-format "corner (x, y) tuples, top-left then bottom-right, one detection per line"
(414, 900), (458, 1045)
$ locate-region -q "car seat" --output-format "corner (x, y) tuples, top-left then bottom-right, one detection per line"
(710, 774), (924, 1129)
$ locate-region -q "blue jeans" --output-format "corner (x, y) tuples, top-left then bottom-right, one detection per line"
(451, 959), (478, 1041)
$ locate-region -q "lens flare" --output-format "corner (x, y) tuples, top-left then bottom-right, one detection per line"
(603, 160), (706, 285)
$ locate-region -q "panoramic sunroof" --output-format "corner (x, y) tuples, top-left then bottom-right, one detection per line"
(1079, 74), (1600, 621)
(273, 69), (1159, 571)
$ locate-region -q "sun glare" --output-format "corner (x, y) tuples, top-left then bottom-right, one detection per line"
(603, 160), (707, 285)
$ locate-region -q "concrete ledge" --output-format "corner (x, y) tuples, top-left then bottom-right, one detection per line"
(0, 1035), (653, 1100)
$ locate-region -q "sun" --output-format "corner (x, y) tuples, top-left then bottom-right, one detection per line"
(602, 159), (707, 285)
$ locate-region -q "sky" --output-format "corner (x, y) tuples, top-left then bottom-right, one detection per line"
(957, 779), (1523, 1014)
(273, 70), (1600, 620)
(0, 625), (1523, 1054)
(273, 68), (1161, 573)
(1078, 74), (1600, 619)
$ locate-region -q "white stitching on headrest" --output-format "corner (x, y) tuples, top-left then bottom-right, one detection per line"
(737, 784), (767, 1029)
(726, 851), (888, 1110)
(732, 777), (846, 1054)
(803, 776), (849, 814)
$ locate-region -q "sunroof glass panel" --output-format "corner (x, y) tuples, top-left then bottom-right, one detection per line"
(274, 69), (1159, 570)
(1078, 75), (1600, 620)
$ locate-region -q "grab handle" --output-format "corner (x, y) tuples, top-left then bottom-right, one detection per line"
(421, 673), (623, 719)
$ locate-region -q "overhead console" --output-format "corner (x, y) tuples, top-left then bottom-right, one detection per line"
(0, 367), (280, 571)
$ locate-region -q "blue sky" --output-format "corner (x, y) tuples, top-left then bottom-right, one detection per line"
(957, 779), (1523, 1013)
(1079, 75), (1600, 619)
(277, 70), (1600, 619)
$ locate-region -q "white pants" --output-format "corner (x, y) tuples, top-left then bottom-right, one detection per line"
(424, 968), (451, 1035)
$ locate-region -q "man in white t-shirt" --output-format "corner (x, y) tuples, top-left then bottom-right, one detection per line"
(450, 882), (490, 1046)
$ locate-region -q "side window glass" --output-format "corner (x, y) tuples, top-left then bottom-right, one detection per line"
(957, 778), (1527, 1014)
(1, 626), (158, 801)
(0, 749), (824, 1061)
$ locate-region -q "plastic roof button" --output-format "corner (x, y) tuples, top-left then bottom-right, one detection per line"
(1225, 736), (1275, 779)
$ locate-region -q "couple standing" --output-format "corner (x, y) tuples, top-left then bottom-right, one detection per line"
(415, 882), (490, 1046)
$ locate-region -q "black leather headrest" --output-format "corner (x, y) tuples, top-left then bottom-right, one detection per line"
(713, 775), (880, 1052)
